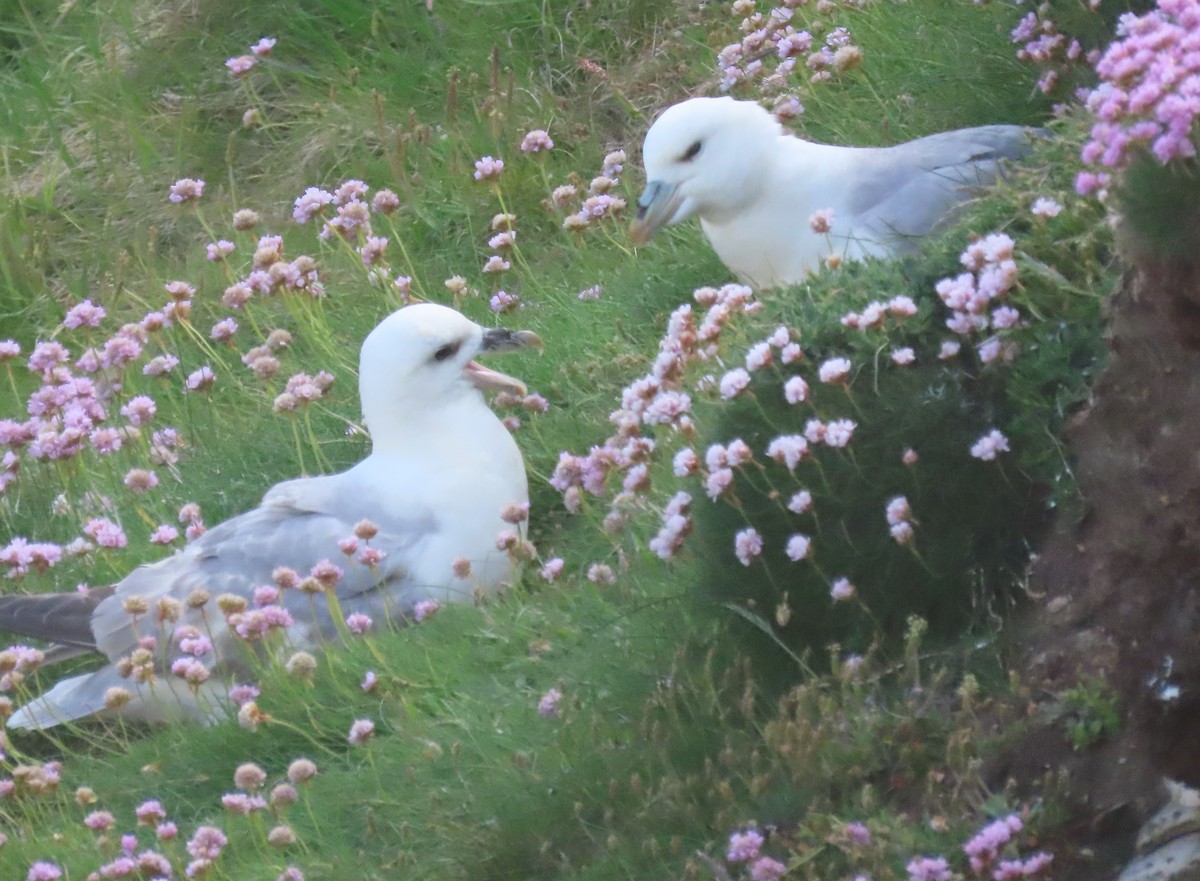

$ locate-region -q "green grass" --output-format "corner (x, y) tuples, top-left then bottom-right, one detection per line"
(0, 0), (1138, 878)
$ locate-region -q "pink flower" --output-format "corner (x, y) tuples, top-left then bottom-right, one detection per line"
(520, 129), (554, 153)
(185, 366), (216, 392)
(886, 496), (911, 525)
(787, 490), (812, 514)
(745, 342), (773, 371)
(84, 517), (127, 549)
(727, 829), (764, 862)
(719, 368), (751, 399)
(168, 178), (205, 203)
(473, 156), (505, 181)
(490, 291), (518, 313)
(226, 55), (256, 75)
(348, 719), (376, 745)
(587, 563), (616, 585)
(809, 208), (835, 233)
(818, 357), (851, 384)
(750, 857), (787, 881)
(64, 299), (106, 329)
(734, 528), (763, 566)
(845, 822), (871, 846)
(786, 534), (812, 561)
(823, 418), (856, 448)
(970, 429), (1010, 461)
(251, 37), (276, 56)
(766, 435), (809, 470)
(27, 863), (63, 881)
(540, 558), (565, 581)
(361, 670), (378, 693)
(784, 376), (809, 404)
(906, 856), (951, 881)
(890, 522), (915, 544)
(1030, 197), (1062, 218)
(891, 347), (915, 366)
(345, 613), (373, 635)
(413, 599), (440, 622)
(206, 240), (235, 260)
(830, 577), (855, 601)
(537, 687), (563, 717)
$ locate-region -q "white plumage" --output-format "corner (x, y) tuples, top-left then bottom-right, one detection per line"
(630, 96), (1040, 289)
(2, 303), (539, 730)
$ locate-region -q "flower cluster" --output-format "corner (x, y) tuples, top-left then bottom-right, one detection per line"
(1009, 5), (1092, 98)
(715, 0), (862, 114)
(934, 233), (1021, 365)
(1077, 0), (1200, 195)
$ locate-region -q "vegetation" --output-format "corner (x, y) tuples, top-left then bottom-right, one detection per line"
(0, 0), (1166, 878)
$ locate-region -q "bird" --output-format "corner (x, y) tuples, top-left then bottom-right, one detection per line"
(0, 303), (541, 730)
(629, 96), (1041, 289)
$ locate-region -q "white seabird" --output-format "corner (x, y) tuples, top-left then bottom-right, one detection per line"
(630, 96), (1040, 289)
(0, 303), (540, 730)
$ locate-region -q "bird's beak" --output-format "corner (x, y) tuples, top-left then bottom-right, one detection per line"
(629, 180), (684, 245)
(466, 327), (542, 396)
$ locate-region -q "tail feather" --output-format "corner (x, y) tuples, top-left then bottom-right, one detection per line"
(0, 588), (111, 652)
(8, 665), (225, 731)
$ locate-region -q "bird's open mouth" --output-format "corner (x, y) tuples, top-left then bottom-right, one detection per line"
(465, 327), (542, 396)
(629, 180), (684, 245)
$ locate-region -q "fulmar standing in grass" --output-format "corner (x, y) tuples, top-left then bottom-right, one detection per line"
(0, 303), (540, 730)
(630, 96), (1041, 289)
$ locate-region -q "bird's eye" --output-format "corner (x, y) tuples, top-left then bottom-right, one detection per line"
(433, 341), (461, 362)
(681, 140), (702, 162)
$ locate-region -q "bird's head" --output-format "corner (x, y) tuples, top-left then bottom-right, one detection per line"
(358, 303), (541, 439)
(630, 96), (783, 244)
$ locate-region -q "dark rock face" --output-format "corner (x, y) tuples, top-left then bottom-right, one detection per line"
(1010, 254), (1200, 878)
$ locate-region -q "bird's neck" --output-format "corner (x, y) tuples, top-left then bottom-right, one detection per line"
(364, 392), (508, 458)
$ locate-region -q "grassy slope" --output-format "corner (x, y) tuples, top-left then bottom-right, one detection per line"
(0, 0), (1124, 878)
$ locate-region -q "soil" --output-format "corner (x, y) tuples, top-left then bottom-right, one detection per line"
(995, 251), (1200, 879)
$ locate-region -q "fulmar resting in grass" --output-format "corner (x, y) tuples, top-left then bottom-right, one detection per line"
(630, 96), (1041, 289)
(0, 303), (540, 730)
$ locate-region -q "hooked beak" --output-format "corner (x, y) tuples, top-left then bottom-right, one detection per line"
(629, 180), (685, 245)
(465, 327), (542, 396)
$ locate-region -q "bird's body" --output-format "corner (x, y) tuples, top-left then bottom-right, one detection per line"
(0, 304), (539, 730)
(630, 96), (1040, 289)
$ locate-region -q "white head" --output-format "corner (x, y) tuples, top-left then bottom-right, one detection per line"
(630, 97), (784, 243)
(358, 303), (540, 446)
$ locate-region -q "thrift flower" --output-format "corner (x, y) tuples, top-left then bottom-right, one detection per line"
(1031, 197), (1062, 218)
(168, 178), (204, 203)
(727, 829), (764, 862)
(473, 156), (505, 181)
(537, 687), (563, 717)
(225, 55), (256, 75)
(830, 577), (855, 602)
(970, 429), (1010, 461)
(348, 718), (376, 745)
(734, 528), (764, 565)
(520, 129), (554, 153)
(251, 37), (276, 56)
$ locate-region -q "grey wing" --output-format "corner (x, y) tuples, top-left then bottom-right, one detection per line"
(848, 125), (1042, 245)
(90, 479), (436, 663)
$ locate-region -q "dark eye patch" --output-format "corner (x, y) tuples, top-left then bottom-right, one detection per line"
(681, 140), (702, 162)
(433, 341), (461, 362)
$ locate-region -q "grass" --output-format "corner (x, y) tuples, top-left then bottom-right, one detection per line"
(0, 0), (1138, 878)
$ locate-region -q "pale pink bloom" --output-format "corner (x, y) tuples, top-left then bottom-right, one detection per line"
(587, 563), (616, 585)
(726, 438), (753, 466)
(705, 467), (734, 500)
(992, 305), (1021, 329)
(902, 448), (918, 465)
(823, 418), (856, 447)
(938, 340), (961, 360)
(787, 490), (812, 514)
(577, 285), (602, 301)
(885, 496), (911, 525)
(226, 54), (256, 75)
(347, 719), (376, 745)
(64, 299), (106, 329)
(490, 291), (518, 313)
(906, 855), (952, 881)
(830, 577), (855, 601)
(361, 670), (378, 693)
(780, 342), (803, 364)
(293, 187), (335, 223)
(891, 347), (915, 366)
(206, 240), (235, 260)
(673, 448), (700, 477)
(483, 255), (510, 274)
(473, 156), (505, 181)
(540, 558), (565, 581)
(719, 368), (751, 399)
(26, 863), (63, 881)
(123, 468), (159, 494)
(766, 435), (809, 470)
(782, 375), (809, 404)
(818, 357), (851, 384)
(970, 429), (1010, 461)
(210, 317), (238, 342)
(734, 527), (763, 565)
(251, 37), (276, 56)
(413, 599), (440, 622)
(727, 829), (764, 862)
(185, 366), (216, 392)
(520, 129), (554, 153)
(537, 687), (563, 717)
(168, 178), (204, 203)
(345, 613), (373, 635)
(1030, 197), (1062, 218)
(808, 208), (835, 233)
(888, 295), (918, 318)
(786, 534), (812, 561)
(745, 342), (773, 371)
(750, 857), (787, 881)
(891, 522), (915, 544)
